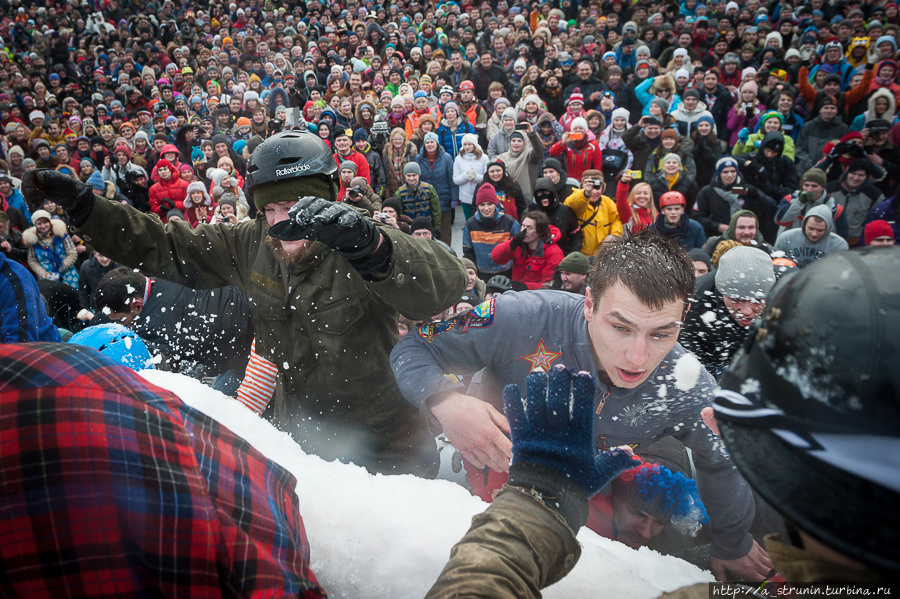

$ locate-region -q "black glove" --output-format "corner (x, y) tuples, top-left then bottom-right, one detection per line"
(22, 169), (96, 226)
(159, 197), (176, 212)
(268, 196), (380, 260)
(509, 229), (527, 251)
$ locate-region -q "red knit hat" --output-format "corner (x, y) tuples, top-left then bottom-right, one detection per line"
(865, 220), (894, 245)
(475, 183), (499, 206)
(567, 88), (585, 105)
(156, 158), (175, 171)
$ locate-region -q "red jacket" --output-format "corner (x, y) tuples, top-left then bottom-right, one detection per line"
(149, 176), (189, 218)
(548, 138), (603, 183)
(333, 149), (371, 184)
(491, 225), (564, 289)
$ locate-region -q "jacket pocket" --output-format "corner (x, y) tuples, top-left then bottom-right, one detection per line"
(309, 294), (365, 336)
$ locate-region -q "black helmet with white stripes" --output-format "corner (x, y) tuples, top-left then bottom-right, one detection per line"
(714, 247), (900, 574)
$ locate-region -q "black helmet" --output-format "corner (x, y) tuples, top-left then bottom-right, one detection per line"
(486, 275), (512, 294)
(714, 248), (900, 574)
(244, 130), (337, 192)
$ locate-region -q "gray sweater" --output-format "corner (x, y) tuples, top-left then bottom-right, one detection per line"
(391, 289), (756, 560)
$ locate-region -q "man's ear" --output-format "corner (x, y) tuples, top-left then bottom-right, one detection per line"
(130, 298), (144, 315)
(584, 286), (594, 322)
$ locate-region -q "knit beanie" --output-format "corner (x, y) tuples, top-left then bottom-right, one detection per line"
(502, 107), (518, 121)
(715, 156), (740, 178)
(87, 171), (106, 191)
(340, 160), (358, 175)
(570, 117), (588, 132)
(663, 152), (682, 166)
(611, 107), (630, 122)
(802, 168), (828, 188)
(31, 209), (52, 225)
(715, 246), (776, 300)
(461, 257), (477, 271)
(865, 220), (895, 245)
(696, 115), (716, 130)
(475, 183), (500, 206)
(424, 131), (439, 143)
(382, 197), (403, 214)
(651, 97), (670, 113)
(609, 459), (708, 533)
(461, 133), (479, 148)
(404, 162), (421, 176)
(740, 80), (758, 96)
(568, 88), (585, 105)
(253, 174), (336, 212)
(661, 129), (680, 142)
(409, 215), (433, 234)
(688, 248), (713, 271)
(558, 251), (590, 275)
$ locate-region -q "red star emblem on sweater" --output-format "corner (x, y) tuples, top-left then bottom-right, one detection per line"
(520, 339), (562, 372)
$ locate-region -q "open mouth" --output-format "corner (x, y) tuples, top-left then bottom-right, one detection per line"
(617, 368), (645, 384)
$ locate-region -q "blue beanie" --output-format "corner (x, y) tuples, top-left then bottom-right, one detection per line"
(696, 115), (716, 129)
(353, 128), (368, 142)
(715, 156), (740, 179)
(232, 139), (247, 155)
(87, 170), (105, 191)
(877, 35), (898, 51)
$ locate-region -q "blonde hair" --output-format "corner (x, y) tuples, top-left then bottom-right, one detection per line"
(711, 239), (742, 268)
(628, 183), (658, 219)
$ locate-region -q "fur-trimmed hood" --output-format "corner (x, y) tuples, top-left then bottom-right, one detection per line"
(22, 219), (68, 247)
(868, 87), (896, 121)
(650, 74), (677, 96)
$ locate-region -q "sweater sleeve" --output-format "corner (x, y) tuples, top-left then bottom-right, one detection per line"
(60, 236), (78, 272)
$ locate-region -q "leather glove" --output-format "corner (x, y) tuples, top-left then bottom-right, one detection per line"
(22, 169), (96, 226)
(509, 228), (527, 250)
(737, 128), (750, 143)
(503, 366), (639, 497)
(798, 190), (816, 204)
(268, 196), (380, 260)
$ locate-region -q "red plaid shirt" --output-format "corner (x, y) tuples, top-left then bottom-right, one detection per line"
(0, 343), (325, 599)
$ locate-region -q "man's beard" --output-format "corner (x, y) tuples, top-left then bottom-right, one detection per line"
(265, 235), (316, 265)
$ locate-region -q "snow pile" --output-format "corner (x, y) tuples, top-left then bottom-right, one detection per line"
(140, 370), (714, 599)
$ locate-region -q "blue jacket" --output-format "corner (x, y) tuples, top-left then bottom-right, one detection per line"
(415, 144), (459, 211)
(436, 119), (475, 159)
(462, 211), (520, 274)
(0, 251), (60, 342)
(3, 187), (30, 222)
(652, 214), (707, 251)
(866, 198), (900, 242)
(635, 77), (682, 117)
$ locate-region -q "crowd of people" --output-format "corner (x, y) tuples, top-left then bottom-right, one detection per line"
(0, 0), (899, 594)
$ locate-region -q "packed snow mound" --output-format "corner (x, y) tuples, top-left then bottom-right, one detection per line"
(140, 370), (714, 598)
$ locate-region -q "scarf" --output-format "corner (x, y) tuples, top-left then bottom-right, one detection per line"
(712, 184), (745, 215)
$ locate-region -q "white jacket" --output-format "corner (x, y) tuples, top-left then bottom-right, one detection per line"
(452, 151), (489, 206)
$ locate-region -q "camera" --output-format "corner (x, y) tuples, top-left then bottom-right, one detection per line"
(591, 179), (604, 187)
(378, 213), (389, 222)
(347, 186), (364, 198)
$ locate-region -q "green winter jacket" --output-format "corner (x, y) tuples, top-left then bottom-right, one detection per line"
(76, 196), (468, 476)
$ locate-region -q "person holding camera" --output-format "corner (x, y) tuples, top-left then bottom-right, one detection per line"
(490, 210), (563, 291)
(563, 170), (623, 257)
(547, 117), (603, 183)
(812, 131), (888, 185)
(775, 168), (848, 237)
(725, 80), (766, 146)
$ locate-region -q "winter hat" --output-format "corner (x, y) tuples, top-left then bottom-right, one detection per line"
(567, 88), (585, 105)
(461, 257), (477, 272)
(820, 94), (839, 108)
(662, 152), (682, 166)
(113, 144), (131, 159)
(715, 156), (740, 178)
(523, 94), (542, 107)
(674, 68), (690, 81)
(715, 246), (776, 300)
(340, 160), (358, 175)
(802, 168), (828, 188)
(740, 79), (758, 96)
(87, 171), (106, 191)
(409, 215), (433, 234)
(31, 209), (52, 225)
(444, 101), (461, 116)
(382, 198), (403, 214)
(581, 169), (603, 182)
(558, 251), (590, 275)
(502, 107), (518, 121)
(661, 128), (680, 142)
(509, 131), (526, 142)
(541, 157), (564, 177)
(475, 183), (500, 206)
(424, 132), (439, 144)
(609, 459), (708, 531)
(404, 162), (421, 176)
(683, 88), (700, 100)
(7, 145), (24, 158)
(651, 97), (669, 113)
(840, 131), (865, 144)
(353, 128), (368, 143)
(865, 220), (895, 245)
(461, 133), (479, 148)
(611, 107), (630, 122)
(688, 248), (713, 272)
(570, 117), (588, 132)
(184, 181), (210, 207)
(494, 97), (511, 111)
(785, 48), (801, 60)
(166, 208), (185, 221)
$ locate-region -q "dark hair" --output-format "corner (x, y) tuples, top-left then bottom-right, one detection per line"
(94, 267), (147, 314)
(523, 210), (551, 239)
(588, 229), (695, 311)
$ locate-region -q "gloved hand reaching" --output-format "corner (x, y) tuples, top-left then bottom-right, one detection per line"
(22, 169), (97, 225)
(503, 365), (638, 497)
(737, 128), (750, 143)
(509, 229), (527, 251)
(268, 196), (380, 260)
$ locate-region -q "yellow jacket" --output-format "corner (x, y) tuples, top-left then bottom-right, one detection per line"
(564, 189), (624, 257)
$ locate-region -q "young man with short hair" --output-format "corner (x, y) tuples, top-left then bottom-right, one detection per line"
(392, 231), (771, 581)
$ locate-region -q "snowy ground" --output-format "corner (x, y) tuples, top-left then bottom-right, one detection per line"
(140, 370), (714, 598)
